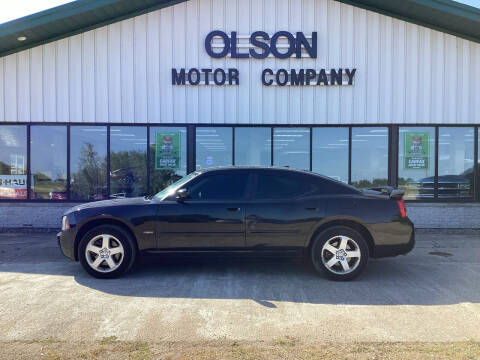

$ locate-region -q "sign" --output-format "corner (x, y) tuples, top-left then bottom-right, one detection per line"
(155, 132), (181, 170)
(404, 132), (430, 169)
(0, 174), (29, 199)
(171, 31), (357, 87)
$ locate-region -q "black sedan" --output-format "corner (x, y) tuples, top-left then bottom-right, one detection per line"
(58, 167), (414, 281)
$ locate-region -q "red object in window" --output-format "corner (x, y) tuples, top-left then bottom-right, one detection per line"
(397, 199), (407, 218)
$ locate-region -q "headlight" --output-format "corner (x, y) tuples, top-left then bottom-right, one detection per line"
(62, 216), (70, 231)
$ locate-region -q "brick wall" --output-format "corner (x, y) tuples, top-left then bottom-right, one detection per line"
(1, 202), (480, 230)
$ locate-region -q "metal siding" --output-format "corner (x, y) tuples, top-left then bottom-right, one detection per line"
(2, 0), (480, 125)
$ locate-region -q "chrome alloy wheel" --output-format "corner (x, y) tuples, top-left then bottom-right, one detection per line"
(85, 234), (124, 273)
(321, 235), (361, 275)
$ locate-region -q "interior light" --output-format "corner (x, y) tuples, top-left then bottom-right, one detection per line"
(17, 36), (27, 42)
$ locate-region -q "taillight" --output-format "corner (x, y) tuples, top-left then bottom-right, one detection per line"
(397, 200), (407, 218)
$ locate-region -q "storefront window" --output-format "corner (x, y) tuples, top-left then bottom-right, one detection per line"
(273, 128), (310, 170)
(438, 127), (474, 199)
(398, 127), (436, 200)
(234, 127), (271, 166)
(196, 127), (232, 169)
(110, 126), (147, 198)
(31, 126), (67, 199)
(351, 127), (388, 189)
(149, 127), (187, 194)
(312, 127), (348, 183)
(70, 126), (107, 200)
(0, 126), (28, 199)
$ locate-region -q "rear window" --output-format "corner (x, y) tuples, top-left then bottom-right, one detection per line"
(254, 173), (316, 200)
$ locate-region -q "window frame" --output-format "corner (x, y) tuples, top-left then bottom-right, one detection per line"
(0, 122), (478, 203)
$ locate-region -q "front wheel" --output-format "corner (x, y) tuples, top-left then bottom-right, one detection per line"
(311, 226), (369, 281)
(78, 225), (137, 279)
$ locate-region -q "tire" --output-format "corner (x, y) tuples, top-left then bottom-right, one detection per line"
(78, 224), (137, 279)
(311, 225), (369, 281)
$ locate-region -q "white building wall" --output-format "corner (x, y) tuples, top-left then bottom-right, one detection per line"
(1, 0), (480, 125)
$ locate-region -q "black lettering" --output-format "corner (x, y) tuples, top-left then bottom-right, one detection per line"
(270, 31), (295, 59)
(228, 68), (239, 85)
(306, 69), (316, 85)
(250, 31), (271, 59)
(295, 32), (317, 58)
(187, 68), (200, 85)
(230, 31), (249, 58)
(214, 68), (226, 85)
(205, 30), (230, 58)
(345, 68), (356, 85)
(317, 69), (328, 85)
(276, 69), (288, 86)
(262, 69), (274, 86)
(330, 68), (343, 85)
(202, 68), (212, 85)
(172, 68), (186, 85)
(290, 69), (305, 86)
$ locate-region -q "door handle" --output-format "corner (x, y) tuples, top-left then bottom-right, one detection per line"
(227, 207), (241, 212)
(305, 207), (318, 211)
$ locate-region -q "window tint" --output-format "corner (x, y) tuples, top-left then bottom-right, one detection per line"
(196, 127), (232, 169)
(31, 126), (67, 200)
(110, 126), (147, 198)
(70, 126), (107, 200)
(351, 127), (388, 189)
(0, 125), (27, 199)
(187, 173), (248, 200)
(235, 127), (271, 166)
(254, 173), (316, 200)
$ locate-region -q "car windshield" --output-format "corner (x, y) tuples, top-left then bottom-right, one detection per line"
(153, 172), (200, 200)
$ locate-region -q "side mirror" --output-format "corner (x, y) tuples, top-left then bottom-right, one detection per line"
(176, 188), (189, 201)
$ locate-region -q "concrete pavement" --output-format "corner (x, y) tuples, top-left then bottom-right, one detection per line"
(0, 230), (479, 343)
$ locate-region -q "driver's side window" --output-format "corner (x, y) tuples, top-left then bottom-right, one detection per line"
(186, 173), (248, 201)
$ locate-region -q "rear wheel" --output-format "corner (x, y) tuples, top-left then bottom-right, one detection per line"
(78, 225), (137, 279)
(311, 226), (369, 281)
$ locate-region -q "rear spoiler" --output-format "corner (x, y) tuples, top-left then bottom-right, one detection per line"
(363, 186), (405, 200)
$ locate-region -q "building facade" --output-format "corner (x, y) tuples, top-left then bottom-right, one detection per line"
(1, 0), (480, 229)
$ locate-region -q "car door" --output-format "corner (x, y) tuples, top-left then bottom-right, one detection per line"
(155, 171), (251, 249)
(245, 171), (326, 249)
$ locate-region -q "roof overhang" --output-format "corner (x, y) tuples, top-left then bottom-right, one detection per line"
(0, 0), (479, 58)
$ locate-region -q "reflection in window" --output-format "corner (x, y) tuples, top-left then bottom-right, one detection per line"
(31, 126), (67, 199)
(438, 127), (474, 199)
(351, 127), (388, 189)
(110, 126), (147, 198)
(398, 127), (435, 200)
(149, 127), (187, 194)
(312, 127), (348, 183)
(234, 127), (271, 166)
(196, 127), (232, 169)
(188, 173), (248, 200)
(273, 128), (310, 170)
(0, 126), (27, 199)
(70, 126), (107, 200)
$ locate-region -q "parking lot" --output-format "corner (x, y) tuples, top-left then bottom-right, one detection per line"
(0, 230), (479, 345)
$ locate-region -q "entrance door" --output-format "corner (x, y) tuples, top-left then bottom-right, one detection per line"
(156, 171), (250, 249)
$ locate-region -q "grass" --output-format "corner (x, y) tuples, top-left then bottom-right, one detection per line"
(0, 339), (479, 360)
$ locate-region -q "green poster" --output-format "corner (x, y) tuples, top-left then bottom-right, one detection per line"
(155, 132), (181, 170)
(404, 132), (429, 169)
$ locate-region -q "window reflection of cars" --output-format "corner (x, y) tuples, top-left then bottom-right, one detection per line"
(407, 167), (476, 199)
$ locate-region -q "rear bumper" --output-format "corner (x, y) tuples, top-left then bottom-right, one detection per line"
(57, 229), (76, 261)
(371, 218), (415, 258)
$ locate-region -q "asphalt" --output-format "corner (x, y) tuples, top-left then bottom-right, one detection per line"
(0, 230), (479, 343)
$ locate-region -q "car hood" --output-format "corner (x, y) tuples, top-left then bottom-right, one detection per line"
(71, 197), (149, 211)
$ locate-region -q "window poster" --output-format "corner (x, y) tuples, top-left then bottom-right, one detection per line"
(155, 132), (181, 170)
(404, 132), (429, 169)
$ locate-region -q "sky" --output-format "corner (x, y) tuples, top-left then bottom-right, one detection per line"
(0, 0), (479, 24)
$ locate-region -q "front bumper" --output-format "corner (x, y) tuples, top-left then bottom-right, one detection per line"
(57, 229), (76, 261)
